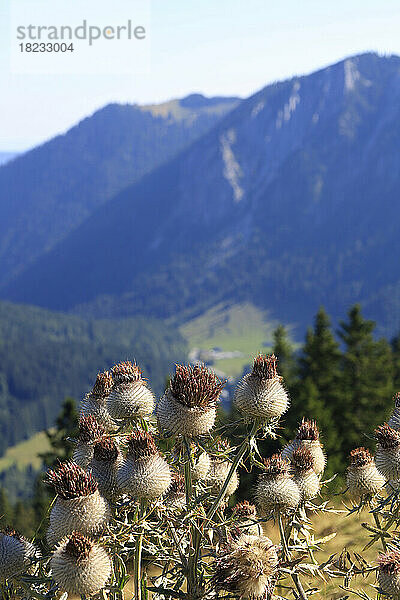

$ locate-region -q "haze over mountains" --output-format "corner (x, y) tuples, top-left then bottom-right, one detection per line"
(0, 94), (238, 287)
(2, 52), (400, 339)
(0, 153), (18, 166)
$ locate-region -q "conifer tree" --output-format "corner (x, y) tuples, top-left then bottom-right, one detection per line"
(391, 333), (400, 391)
(272, 324), (297, 391)
(0, 488), (13, 528)
(295, 307), (343, 473)
(12, 500), (36, 537)
(40, 397), (78, 467)
(338, 304), (394, 458)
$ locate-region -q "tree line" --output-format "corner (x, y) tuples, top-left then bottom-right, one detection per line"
(1, 303), (399, 536)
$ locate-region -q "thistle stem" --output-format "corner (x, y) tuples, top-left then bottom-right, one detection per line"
(372, 509), (387, 551)
(183, 436), (199, 598)
(183, 437), (193, 506)
(134, 501), (147, 600)
(278, 512), (308, 600)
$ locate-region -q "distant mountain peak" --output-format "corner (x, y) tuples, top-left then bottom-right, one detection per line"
(179, 93), (241, 108)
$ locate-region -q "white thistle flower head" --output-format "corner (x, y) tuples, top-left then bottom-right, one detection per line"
(91, 437), (123, 501)
(0, 529), (39, 580)
(117, 430), (171, 500)
(164, 474), (186, 512)
(347, 447), (385, 499)
(192, 451), (211, 481)
(46, 462), (110, 544)
(232, 501), (262, 536)
(51, 532), (111, 597)
(256, 454), (300, 514)
(375, 424), (400, 480)
(73, 415), (105, 468)
(234, 354), (289, 422)
(291, 446), (321, 501)
(282, 418), (326, 475)
(208, 440), (239, 498)
(378, 551), (400, 598)
(388, 392), (400, 430)
(80, 371), (116, 432)
(213, 533), (279, 600)
(156, 364), (225, 437)
(107, 361), (155, 420)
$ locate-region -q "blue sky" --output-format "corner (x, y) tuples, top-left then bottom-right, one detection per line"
(1, 0), (400, 151)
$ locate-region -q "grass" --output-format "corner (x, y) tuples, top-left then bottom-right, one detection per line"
(262, 501), (380, 599)
(0, 431), (51, 472)
(180, 302), (281, 377)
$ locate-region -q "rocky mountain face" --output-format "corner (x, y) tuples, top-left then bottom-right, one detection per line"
(0, 95), (239, 287)
(3, 53), (400, 336)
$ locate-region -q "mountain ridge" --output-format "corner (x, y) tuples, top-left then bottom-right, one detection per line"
(0, 94), (239, 287)
(4, 52), (400, 336)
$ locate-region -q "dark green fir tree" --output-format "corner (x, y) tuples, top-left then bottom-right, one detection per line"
(295, 307), (343, 473)
(338, 304), (394, 459)
(272, 324), (297, 391)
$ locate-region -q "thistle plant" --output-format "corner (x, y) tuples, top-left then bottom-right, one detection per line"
(117, 430), (172, 500)
(291, 446), (321, 502)
(81, 371), (116, 432)
(234, 353), (289, 422)
(107, 361), (155, 421)
(73, 414), (106, 468)
(375, 424), (400, 480)
(46, 461), (111, 545)
(0, 354), (340, 600)
(156, 363), (224, 436)
(232, 501), (263, 535)
(346, 447), (385, 499)
(213, 533), (279, 599)
(282, 418), (326, 475)
(90, 436), (123, 501)
(0, 529), (39, 580)
(255, 454), (301, 514)
(50, 532), (112, 596)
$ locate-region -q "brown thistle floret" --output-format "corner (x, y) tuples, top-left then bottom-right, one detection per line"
(378, 551), (400, 574)
(78, 415), (105, 443)
(262, 454), (290, 476)
(212, 438), (231, 455)
(112, 361), (143, 384)
(46, 462), (97, 499)
(1, 527), (23, 540)
(127, 431), (158, 459)
(169, 364), (225, 409)
(167, 474), (185, 496)
(375, 424), (400, 449)
(349, 447), (374, 468)
(64, 532), (93, 563)
(252, 354), (279, 380)
(296, 418), (320, 441)
(93, 437), (119, 462)
(233, 501), (257, 519)
(292, 446), (315, 472)
(92, 371), (113, 398)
